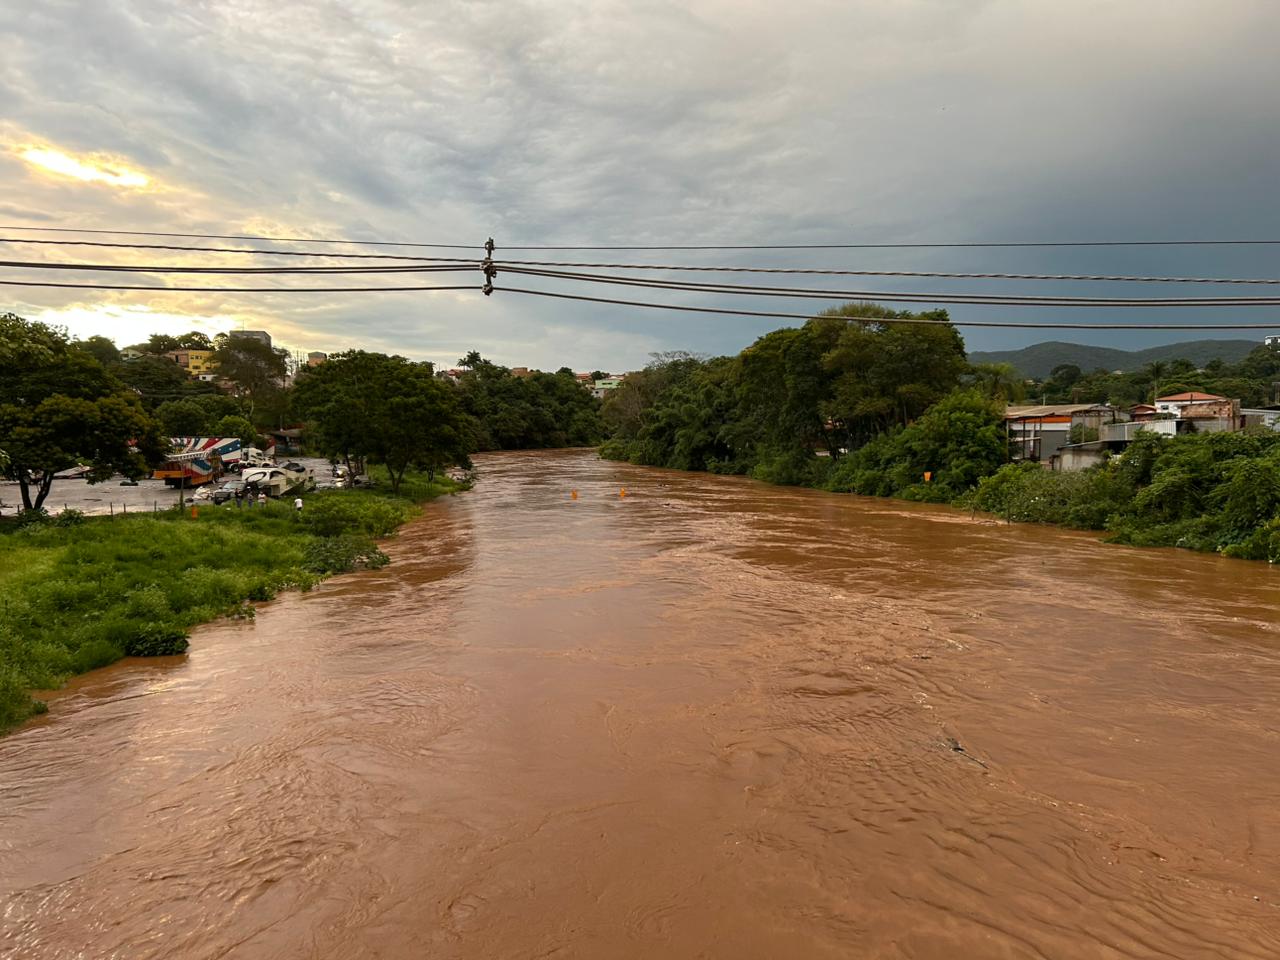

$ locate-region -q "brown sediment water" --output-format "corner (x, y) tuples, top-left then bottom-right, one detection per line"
(2, 448), (1278, 959)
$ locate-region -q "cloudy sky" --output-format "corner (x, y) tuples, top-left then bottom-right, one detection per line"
(2, 0), (1279, 371)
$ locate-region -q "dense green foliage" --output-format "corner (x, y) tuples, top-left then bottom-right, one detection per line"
(826, 391), (1006, 501)
(209, 333), (290, 421)
(602, 305), (969, 483)
(453, 354), (605, 450)
(293, 351), (472, 492)
(1, 314), (168, 511)
(971, 338), (1260, 380)
(1031, 344), (1280, 408)
(964, 432), (1280, 560)
(0, 477), (462, 732)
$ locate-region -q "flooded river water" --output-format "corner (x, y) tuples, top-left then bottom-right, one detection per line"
(2, 449), (1278, 958)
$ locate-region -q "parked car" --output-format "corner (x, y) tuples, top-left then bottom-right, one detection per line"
(211, 479), (247, 504)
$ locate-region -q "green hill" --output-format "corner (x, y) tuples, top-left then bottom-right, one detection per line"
(970, 339), (1262, 379)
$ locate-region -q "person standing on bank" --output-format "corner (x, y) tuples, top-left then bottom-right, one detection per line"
(294, 496), (303, 516)
(234, 486), (244, 509)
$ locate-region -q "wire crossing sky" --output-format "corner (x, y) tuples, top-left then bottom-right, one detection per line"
(2, 1), (1278, 367)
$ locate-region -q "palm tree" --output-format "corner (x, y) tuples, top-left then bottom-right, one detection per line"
(1146, 361), (1167, 403)
(969, 362), (1027, 402)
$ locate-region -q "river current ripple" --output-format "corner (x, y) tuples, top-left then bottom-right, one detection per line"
(2, 449), (1278, 958)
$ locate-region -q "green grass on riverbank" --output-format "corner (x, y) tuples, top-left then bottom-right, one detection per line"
(0, 473), (465, 732)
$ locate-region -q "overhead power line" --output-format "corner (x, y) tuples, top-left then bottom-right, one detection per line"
(7, 224), (1280, 250)
(499, 287), (1280, 330)
(501, 266), (1280, 307)
(0, 258), (472, 275)
(0, 280), (483, 293)
(0, 236), (475, 263)
(5, 240), (1278, 286)
(494, 259), (1280, 286)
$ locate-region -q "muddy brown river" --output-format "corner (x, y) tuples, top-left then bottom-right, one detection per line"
(2, 449), (1278, 958)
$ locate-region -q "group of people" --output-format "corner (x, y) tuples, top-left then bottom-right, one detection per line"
(233, 482), (267, 508)
(231, 482), (304, 515)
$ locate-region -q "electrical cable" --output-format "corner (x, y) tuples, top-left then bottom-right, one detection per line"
(493, 259), (1280, 286)
(500, 240), (1280, 251)
(498, 286), (1280, 330)
(0, 280), (484, 293)
(0, 259), (473, 275)
(500, 266), (1280, 307)
(4, 238), (1277, 287)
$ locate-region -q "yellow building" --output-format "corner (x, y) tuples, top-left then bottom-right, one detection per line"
(165, 349), (215, 379)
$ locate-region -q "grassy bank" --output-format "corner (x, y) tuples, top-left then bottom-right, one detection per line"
(0, 473), (465, 732)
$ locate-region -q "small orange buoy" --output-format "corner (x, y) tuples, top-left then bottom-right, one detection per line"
(571, 490), (578, 500)
(619, 487), (627, 498)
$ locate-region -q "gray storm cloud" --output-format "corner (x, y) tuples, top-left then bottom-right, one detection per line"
(2, 0), (1278, 369)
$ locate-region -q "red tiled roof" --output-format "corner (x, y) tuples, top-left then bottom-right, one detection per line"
(1155, 392), (1226, 403)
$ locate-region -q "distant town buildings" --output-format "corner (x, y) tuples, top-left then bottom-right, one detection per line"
(234, 329), (273, 348)
(1265, 335), (1280, 347)
(307, 352), (327, 367)
(1008, 388), (1279, 473)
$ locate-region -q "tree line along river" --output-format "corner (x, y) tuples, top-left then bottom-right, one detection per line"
(1, 449), (1277, 959)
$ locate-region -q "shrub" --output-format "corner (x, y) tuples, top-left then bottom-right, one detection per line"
(302, 535), (390, 574)
(301, 493), (412, 539)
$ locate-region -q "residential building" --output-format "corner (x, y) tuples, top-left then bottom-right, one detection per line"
(1004, 403), (1119, 462)
(1265, 335), (1280, 347)
(233, 329), (273, 348)
(164, 348), (215, 380)
(510, 366), (536, 379)
(1154, 391), (1228, 417)
(120, 346), (146, 361)
(591, 376), (624, 400)
(1242, 408), (1280, 432)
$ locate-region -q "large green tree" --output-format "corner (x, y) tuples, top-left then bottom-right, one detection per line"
(294, 351), (471, 492)
(210, 333), (288, 419)
(74, 335), (120, 366)
(155, 398), (213, 437)
(0, 313), (167, 512)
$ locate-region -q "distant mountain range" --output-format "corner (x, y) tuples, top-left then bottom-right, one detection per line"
(969, 339), (1263, 379)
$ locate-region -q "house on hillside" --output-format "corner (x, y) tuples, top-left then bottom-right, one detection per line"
(1004, 403), (1120, 463)
(591, 377), (624, 400)
(164, 348), (215, 380)
(1154, 391), (1227, 416)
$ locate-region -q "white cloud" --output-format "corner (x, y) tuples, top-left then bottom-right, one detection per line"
(2, 0), (1279, 365)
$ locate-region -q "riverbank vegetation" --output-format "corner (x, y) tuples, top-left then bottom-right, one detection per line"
(0, 475), (464, 732)
(1, 312), (610, 731)
(600, 304), (1280, 563)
